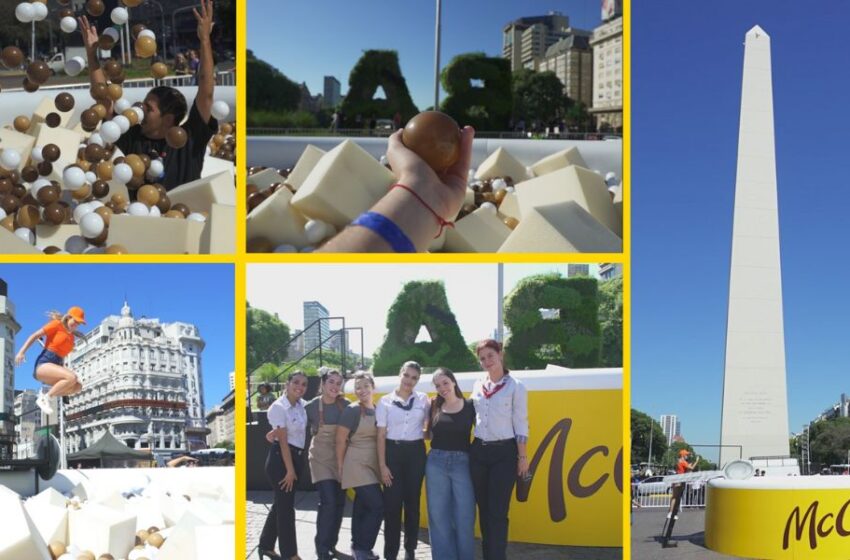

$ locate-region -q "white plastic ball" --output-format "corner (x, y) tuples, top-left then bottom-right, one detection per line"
(492, 178), (507, 191)
(30, 146), (43, 163)
(72, 202), (94, 224)
(31, 1), (47, 21)
(113, 115), (130, 134)
(31, 178), (51, 196)
(60, 16), (77, 33)
(15, 3), (33, 23)
(147, 159), (164, 179)
(110, 7), (128, 25)
(211, 100), (230, 121)
(138, 29), (156, 40)
(300, 246), (314, 253)
(273, 244), (297, 253)
(132, 106), (145, 123)
(480, 202), (497, 214)
(187, 212), (206, 222)
(89, 200), (104, 209)
(0, 149), (21, 170)
(85, 171), (97, 184)
(148, 205), (161, 217)
(88, 133), (104, 147)
(467, 169), (475, 181)
(114, 98), (131, 114)
(99, 121), (121, 144)
(56, 553), (75, 560)
(79, 212), (105, 238)
(103, 27), (119, 42)
(113, 163), (133, 184)
(14, 227), (34, 244)
(379, 154), (388, 166)
(128, 202), (149, 216)
(64, 235), (89, 254)
(304, 219), (329, 244)
(83, 245), (104, 254)
(62, 166), (86, 190)
(605, 172), (618, 187)
(0, 208), (5, 220)
(506, 186), (515, 193)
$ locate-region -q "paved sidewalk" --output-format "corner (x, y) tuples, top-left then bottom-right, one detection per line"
(247, 491), (621, 560)
(631, 508), (738, 560)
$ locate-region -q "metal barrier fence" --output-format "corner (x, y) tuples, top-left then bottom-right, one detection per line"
(4, 70), (235, 93)
(247, 128), (621, 141)
(631, 481), (707, 508)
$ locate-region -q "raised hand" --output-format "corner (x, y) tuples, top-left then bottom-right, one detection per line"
(193, 0), (215, 40)
(78, 16), (98, 51)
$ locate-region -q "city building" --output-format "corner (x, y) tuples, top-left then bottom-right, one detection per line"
(660, 414), (681, 445)
(64, 301), (209, 457)
(298, 82), (322, 113)
(538, 34), (593, 106)
(206, 390), (235, 448)
(13, 390), (40, 459)
(287, 328), (305, 361)
(599, 263), (622, 280)
(324, 76), (341, 108)
(502, 12), (590, 72)
(815, 393), (850, 422)
(0, 279), (21, 461)
(567, 264), (590, 277)
(303, 301), (330, 352)
(228, 371), (235, 391)
(589, 8), (622, 131)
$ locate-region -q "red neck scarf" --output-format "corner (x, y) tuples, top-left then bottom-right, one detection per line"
(482, 375), (508, 399)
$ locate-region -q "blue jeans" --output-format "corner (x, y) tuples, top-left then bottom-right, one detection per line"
(426, 449), (475, 560)
(351, 483), (383, 554)
(315, 479), (346, 555)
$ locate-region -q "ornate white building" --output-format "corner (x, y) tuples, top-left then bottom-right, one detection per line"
(0, 279), (22, 461)
(64, 301), (209, 456)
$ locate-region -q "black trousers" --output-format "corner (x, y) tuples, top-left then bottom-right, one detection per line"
(470, 439), (517, 560)
(260, 443), (304, 557)
(383, 439), (426, 559)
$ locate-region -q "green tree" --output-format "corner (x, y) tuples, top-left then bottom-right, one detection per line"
(809, 417), (850, 467)
(247, 50), (301, 113)
(565, 100), (593, 130)
(214, 440), (234, 451)
(512, 70), (566, 127)
(598, 276), (623, 367)
(246, 303), (290, 373)
(631, 409), (668, 466)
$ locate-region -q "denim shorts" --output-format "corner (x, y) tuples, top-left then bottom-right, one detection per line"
(33, 349), (63, 379)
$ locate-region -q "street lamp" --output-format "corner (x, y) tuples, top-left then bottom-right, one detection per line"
(144, 0), (168, 61)
(433, 0), (442, 110)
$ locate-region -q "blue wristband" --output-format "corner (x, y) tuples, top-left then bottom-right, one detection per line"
(352, 211), (416, 253)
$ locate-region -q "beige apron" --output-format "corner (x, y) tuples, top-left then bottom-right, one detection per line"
(341, 410), (380, 490)
(309, 399), (342, 483)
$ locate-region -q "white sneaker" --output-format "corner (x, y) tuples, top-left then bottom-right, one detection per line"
(36, 393), (53, 416)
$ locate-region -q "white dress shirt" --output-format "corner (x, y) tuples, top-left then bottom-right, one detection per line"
(471, 374), (529, 442)
(267, 395), (308, 449)
(376, 390), (429, 441)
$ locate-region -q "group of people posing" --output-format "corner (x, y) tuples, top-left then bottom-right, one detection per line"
(259, 339), (529, 560)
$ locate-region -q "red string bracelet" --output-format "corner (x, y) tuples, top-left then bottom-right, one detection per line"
(390, 183), (455, 238)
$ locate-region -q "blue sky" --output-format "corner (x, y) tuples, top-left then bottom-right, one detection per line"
(247, 0), (601, 110)
(4, 265), (234, 412)
(632, 1), (850, 458)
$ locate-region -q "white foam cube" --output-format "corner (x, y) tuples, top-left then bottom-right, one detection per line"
(285, 144), (326, 191)
(0, 127), (36, 172)
(0, 227), (42, 253)
(498, 201), (622, 253)
(32, 123), (82, 173)
(24, 500), (68, 546)
(1, 492), (52, 560)
(28, 97), (73, 132)
(246, 168), (287, 191)
(444, 207), (512, 253)
(68, 504), (136, 560)
(166, 170), (234, 215)
(246, 187), (309, 248)
(35, 224), (82, 250)
(474, 147), (530, 182)
(107, 214), (204, 254)
(200, 203), (235, 254)
(200, 154), (235, 180)
(529, 146), (588, 177)
(193, 524), (235, 559)
(514, 165), (619, 236)
(291, 139), (395, 228)
(125, 497), (166, 533)
(497, 191), (521, 222)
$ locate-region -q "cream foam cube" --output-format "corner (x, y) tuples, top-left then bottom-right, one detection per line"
(497, 191), (521, 222)
(0, 127), (37, 172)
(444, 207), (512, 253)
(167, 170), (235, 215)
(285, 144), (326, 191)
(68, 504), (136, 559)
(200, 154), (235, 180)
(246, 168), (288, 191)
(200, 203), (235, 254)
(1, 492), (52, 560)
(246, 186), (309, 248)
(193, 524), (235, 559)
(0, 227), (40, 253)
(31, 123), (82, 176)
(107, 214), (204, 254)
(125, 497), (166, 533)
(157, 509), (219, 559)
(474, 147), (530, 182)
(156, 494), (190, 528)
(613, 182), (623, 235)
(24, 500), (68, 546)
(498, 201), (622, 253)
(291, 139), (395, 228)
(28, 96), (73, 132)
(514, 165), (619, 236)
(28, 488), (67, 508)
(35, 224), (83, 251)
(529, 146), (588, 177)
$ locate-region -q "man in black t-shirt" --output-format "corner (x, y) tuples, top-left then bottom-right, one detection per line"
(79, 0), (218, 190)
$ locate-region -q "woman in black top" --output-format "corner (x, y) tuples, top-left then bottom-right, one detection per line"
(425, 368), (475, 560)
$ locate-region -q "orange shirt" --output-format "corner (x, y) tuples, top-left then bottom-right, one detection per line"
(42, 319), (74, 357)
(676, 458), (691, 474)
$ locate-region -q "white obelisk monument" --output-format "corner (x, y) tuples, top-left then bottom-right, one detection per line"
(719, 26), (789, 467)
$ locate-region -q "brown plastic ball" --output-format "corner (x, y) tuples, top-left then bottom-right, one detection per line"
(72, 184), (92, 201)
(137, 184), (159, 207)
(111, 193), (128, 208)
(80, 109), (100, 131)
(1, 46), (23, 69)
(96, 161), (113, 180)
(58, 7), (73, 18)
(42, 144), (60, 163)
(401, 111), (461, 172)
(45, 112), (61, 128)
(104, 244), (127, 254)
(107, 83), (123, 101)
(94, 205), (112, 226)
(131, 23), (147, 39)
(102, 59), (122, 79)
(22, 78), (39, 93)
(55, 92), (75, 112)
(90, 83), (109, 101)
(111, 71), (126, 85)
(503, 216), (519, 230)
(151, 62), (168, 79)
(92, 180), (109, 198)
(135, 36), (157, 58)
(21, 166), (38, 183)
(16, 205), (39, 229)
(125, 154), (145, 178)
(36, 184), (61, 206)
(220, 123), (233, 135)
(86, 0), (104, 16)
(37, 161), (53, 176)
(163, 209), (184, 219)
(48, 541), (66, 558)
(156, 194), (171, 213)
(92, 103), (108, 119)
(122, 109), (139, 126)
(147, 533), (164, 548)
(171, 203), (190, 218)
(166, 127), (188, 149)
(0, 214), (15, 232)
(98, 35), (115, 50)
(84, 144), (105, 163)
(43, 245), (62, 254)
(0, 179), (11, 195)
(247, 237), (274, 253)
(26, 61), (51, 85)
(13, 115), (30, 133)
(0, 195), (19, 215)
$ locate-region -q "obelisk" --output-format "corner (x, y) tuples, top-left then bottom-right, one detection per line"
(719, 25), (789, 467)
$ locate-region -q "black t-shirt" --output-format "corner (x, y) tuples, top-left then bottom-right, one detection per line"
(430, 398), (474, 452)
(116, 99), (217, 191)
